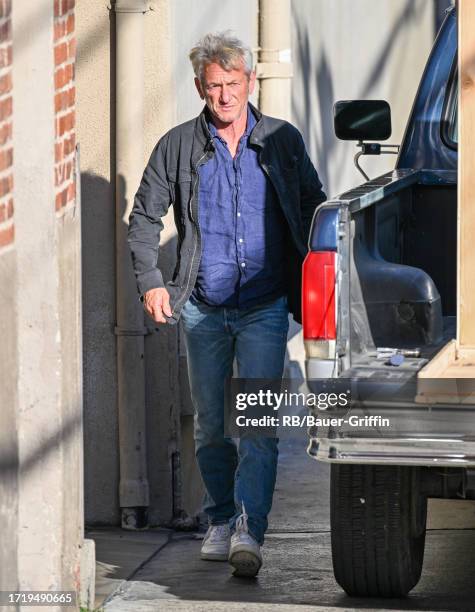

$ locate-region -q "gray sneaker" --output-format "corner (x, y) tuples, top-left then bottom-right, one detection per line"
(200, 523), (231, 561)
(228, 503), (262, 577)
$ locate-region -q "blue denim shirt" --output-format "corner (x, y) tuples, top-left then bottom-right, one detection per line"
(192, 107), (288, 308)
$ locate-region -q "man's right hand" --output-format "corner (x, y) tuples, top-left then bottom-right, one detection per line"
(143, 287), (172, 324)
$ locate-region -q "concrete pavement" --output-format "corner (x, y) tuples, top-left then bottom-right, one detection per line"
(90, 439), (475, 612)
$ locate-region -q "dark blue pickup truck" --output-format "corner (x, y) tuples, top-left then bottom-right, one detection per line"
(302, 6), (474, 598)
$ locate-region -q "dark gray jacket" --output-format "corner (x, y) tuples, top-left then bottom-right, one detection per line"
(128, 103), (326, 324)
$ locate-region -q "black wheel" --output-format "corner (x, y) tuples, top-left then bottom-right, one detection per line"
(330, 464), (427, 597)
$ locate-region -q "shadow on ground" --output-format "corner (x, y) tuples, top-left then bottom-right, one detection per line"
(100, 439), (475, 611)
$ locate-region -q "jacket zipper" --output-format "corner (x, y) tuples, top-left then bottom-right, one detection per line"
(172, 150), (209, 316)
(188, 150), (208, 222)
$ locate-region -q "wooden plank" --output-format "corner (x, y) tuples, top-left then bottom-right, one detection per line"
(415, 382), (475, 404)
(457, 347), (475, 362)
(416, 342), (475, 403)
(418, 340), (456, 379)
(417, 340), (475, 402)
(417, 343), (475, 380)
(416, 2), (475, 395)
(442, 346), (475, 376)
(458, 0), (475, 348)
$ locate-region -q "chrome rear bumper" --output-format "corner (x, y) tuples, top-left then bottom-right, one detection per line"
(310, 436), (475, 467)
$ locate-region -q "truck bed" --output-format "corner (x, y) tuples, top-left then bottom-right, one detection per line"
(335, 168), (457, 377)
(341, 316), (456, 379)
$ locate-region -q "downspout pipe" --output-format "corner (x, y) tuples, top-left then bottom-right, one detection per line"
(114, 0), (150, 529)
(257, 0), (293, 121)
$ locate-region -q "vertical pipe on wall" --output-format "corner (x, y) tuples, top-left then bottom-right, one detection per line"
(257, 0), (293, 121)
(114, 0), (150, 529)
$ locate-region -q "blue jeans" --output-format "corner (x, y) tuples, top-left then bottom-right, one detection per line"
(181, 294), (289, 545)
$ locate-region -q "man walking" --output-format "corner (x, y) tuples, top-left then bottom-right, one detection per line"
(128, 31), (326, 577)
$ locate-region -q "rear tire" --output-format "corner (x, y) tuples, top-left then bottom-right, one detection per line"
(330, 464), (427, 597)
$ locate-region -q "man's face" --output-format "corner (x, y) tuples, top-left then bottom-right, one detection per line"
(195, 61), (256, 126)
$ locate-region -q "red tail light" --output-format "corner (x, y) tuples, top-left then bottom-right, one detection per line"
(302, 251), (336, 340)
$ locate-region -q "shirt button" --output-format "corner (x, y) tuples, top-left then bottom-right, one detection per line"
(241, 262), (246, 268)
(237, 212), (241, 217)
(239, 238), (243, 243)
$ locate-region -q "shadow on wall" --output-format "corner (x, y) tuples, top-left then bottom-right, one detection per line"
(293, 17), (337, 197)
(80, 171), (119, 525)
(293, 0), (440, 197)
(0, 411), (82, 479)
(356, 0), (427, 100)
(80, 171), (186, 525)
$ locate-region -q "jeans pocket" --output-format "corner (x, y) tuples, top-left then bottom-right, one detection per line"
(181, 297), (197, 322)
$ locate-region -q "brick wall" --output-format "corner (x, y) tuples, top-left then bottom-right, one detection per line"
(0, 0), (13, 250)
(54, 0), (75, 213)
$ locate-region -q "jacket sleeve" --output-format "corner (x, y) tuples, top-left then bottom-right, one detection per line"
(127, 134), (171, 297)
(295, 130), (327, 243)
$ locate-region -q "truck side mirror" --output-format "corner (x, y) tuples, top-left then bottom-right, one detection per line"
(334, 100), (392, 141)
(334, 100), (398, 181)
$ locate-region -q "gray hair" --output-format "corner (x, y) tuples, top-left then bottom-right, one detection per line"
(189, 31), (253, 83)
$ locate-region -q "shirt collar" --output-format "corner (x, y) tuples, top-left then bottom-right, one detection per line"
(207, 104), (255, 139)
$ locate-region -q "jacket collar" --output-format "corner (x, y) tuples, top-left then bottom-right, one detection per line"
(247, 102), (265, 147)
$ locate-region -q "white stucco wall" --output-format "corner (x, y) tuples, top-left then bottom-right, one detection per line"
(13, 0), (84, 594)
